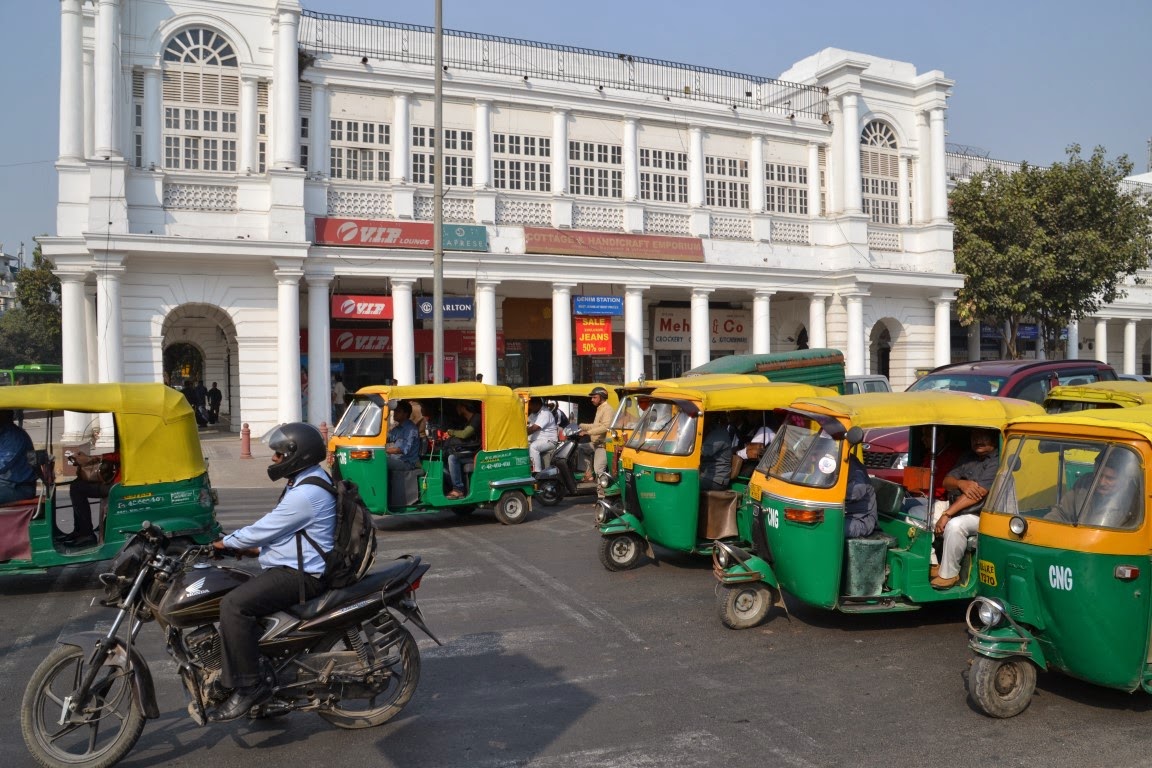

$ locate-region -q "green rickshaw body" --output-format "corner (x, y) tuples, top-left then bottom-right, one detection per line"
(330, 382), (535, 524)
(0, 383), (220, 575)
(968, 406), (1152, 705)
(715, 391), (1045, 626)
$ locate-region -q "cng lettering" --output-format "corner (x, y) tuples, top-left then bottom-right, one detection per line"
(1048, 564), (1074, 591)
(763, 507), (779, 529)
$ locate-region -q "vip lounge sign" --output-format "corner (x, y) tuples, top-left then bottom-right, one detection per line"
(576, 317), (613, 355)
(314, 218), (489, 252)
(332, 294), (394, 320)
(651, 308), (750, 351)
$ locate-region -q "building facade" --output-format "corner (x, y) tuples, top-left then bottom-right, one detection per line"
(46, 0), (967, 436)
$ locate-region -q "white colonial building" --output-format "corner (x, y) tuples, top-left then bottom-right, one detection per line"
(46, 0), (971, 435)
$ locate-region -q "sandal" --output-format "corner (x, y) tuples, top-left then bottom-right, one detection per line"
(445, 489), (464, 499)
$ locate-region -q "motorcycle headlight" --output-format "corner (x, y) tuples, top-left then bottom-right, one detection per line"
(892, 452), (908, 470)
(977, 600), (1004, 628)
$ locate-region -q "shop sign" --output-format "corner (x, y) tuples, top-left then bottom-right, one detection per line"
(576, 317), (613, 355)
(980, 323), (1003, 339)
(314, 217), (489, 252)
(415, 295), (475, 320)
(573, 295), (624, 316)
(331, 294), (393, 320)
(331, 329), (391, 354)
(524, 227), (704, 262)
(652, 307), (750, 351)
(1017, 323), (1038, 340)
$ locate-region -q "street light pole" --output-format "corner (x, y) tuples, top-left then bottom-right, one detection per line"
(432, 0), (444, 383)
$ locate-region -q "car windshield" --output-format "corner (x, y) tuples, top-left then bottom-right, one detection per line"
(908, 373), (1007, 397)
(757, 414), (841, 489)
(988, 437), (1143, 530)
(334, 395), (384, 437)
(623, 401), (696, 456)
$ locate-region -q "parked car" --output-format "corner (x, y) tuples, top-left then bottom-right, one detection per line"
(843, 374), (891, 395)
(862, 359), (1117, 483)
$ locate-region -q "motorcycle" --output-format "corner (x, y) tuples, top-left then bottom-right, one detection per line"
(21, 523), (438, 768)
(535, 425), (598, 506)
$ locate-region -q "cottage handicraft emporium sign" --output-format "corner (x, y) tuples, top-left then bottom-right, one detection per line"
(524, 228), (704, 262)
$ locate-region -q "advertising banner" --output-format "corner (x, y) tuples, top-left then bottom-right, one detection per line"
(330, 329), (391, 354)
(576, 317), (613, 355)
(415, 295), (475, 320)
(314, 218), (488, 252)
(651, 308), (750, 351)
(573, 295), (624, 316)
(524, 227), (704, 262)
(331, 294), (394, 320)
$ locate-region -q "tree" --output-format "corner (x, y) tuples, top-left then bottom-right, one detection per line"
(0, 242), (62, 367)
(952, 145), (1152, 359)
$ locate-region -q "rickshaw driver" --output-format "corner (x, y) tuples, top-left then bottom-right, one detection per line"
(1046, 451), (1141, 526)
(931, 428), (999, 589)
(0, 409), (36, 505)
(384, 400), (421, 471)
(699, 413), (734, 491)
(844, 453), (878, 537)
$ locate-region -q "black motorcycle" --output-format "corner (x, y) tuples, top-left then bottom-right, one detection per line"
(21, 523), (438, 768)
(534, 425), (599, 506)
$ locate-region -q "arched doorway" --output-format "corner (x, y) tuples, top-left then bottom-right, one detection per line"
(164, 342), (204, 386)
(162, 303), (239, 429)
(869, 318), (906, 384)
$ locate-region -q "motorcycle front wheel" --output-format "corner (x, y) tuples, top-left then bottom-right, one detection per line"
(317, 623), (421, 729)
(21, 644), (146, 768)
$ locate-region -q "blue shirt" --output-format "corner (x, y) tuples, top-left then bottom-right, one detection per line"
(222, 465), (336, 575)
(0, 424), (35, 487)
(388, 418), (421, 467)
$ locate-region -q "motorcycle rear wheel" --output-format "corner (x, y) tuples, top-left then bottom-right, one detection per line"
(21, 644), (146, 768)
(317, 624), (421, 729)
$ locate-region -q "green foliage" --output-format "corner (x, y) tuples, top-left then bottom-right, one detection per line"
(952, 146), (1152, 358)
(0, 243), (62, 367)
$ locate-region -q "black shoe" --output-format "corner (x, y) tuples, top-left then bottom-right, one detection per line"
(208, 682), (272, 723)
(60, 532), (97, 548)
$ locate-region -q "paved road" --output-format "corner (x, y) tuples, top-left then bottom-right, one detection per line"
(2, 490), (1151, 768)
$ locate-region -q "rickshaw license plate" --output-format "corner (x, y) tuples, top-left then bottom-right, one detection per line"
(749, 483), (762, 502)
(621, 456), (633, 470)
(978, 559), (997, 587)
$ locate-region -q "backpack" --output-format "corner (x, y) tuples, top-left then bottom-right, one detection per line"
(295, 476), (378, 591)
(553, 405), (570, 429)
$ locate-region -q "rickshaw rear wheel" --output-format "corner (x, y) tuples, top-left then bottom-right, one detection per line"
(598, 533), (643, 571)
(718, 583), (775, 630)
(968, 654), (1037, 718)
(494, 490), (529, 525)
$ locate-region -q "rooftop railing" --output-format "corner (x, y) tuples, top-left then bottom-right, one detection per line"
(299, 10), (827, 118)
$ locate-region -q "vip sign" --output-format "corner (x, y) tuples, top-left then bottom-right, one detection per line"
(576, 317), (613, 355)
(330, 329), (392, 354)
(332, 294), (394, 320)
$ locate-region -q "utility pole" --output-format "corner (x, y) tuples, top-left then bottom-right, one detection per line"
(432, 0), (445, 383)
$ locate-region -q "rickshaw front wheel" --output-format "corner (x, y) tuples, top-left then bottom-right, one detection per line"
(598, 533), (643, 571)
(718, 583), (775, 630)
(494, 490), (530, 525)
(968, 654), (1037, 718)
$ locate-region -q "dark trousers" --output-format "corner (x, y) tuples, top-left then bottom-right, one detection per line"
(218, 566), (324, 688)
(68, 478), (106, 536)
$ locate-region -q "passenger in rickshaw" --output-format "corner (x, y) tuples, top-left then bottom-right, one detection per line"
(902, 428), (963, 520)
(845, 453), (878, 538)
(384, 400), (421, 472)
(526, 397), (558, 473)
(0, 409), (36, 506)
(699, 413), (734, 491)
(445, 401), (481, 499)
(1046, 450), (1142, 527)
(931, 428), (999, 588)
(64, 449), (120, 547)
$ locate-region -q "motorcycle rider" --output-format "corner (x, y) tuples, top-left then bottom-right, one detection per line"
(526, 396), (558, 473)
(209, 422), (336, 722)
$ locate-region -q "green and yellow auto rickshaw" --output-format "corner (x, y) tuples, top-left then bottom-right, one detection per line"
(596, 380), (835, 570)
(712, 391), (1044, 629)
(330, 382), (536, 524)
(966, 406), (1152, 717)
(1043, 379), (1152, 413)
(0, 383), (220, 575)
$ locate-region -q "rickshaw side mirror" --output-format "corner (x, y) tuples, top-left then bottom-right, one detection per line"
(845, 426), (865, 446)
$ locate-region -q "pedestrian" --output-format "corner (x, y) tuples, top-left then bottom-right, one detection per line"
(207, 382), (223, 425)
(331, 375), (346, 424)
(182, 379), (208, 427)
(475, 373), (483, 383)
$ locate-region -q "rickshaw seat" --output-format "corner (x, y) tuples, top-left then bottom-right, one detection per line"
(869, 476), (906, 519)
(0, 500), (38, 561)
(699, 490), (740, 540)
(389, 466), (425, 507)
(843, 532), (895, 597)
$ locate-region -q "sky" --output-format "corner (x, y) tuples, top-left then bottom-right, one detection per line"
(1, 0), (1149, 261)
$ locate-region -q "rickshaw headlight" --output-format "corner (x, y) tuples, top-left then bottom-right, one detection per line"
(977, 600), (1004, 628)
(598, 473), (613, 489)
(1009, 516), (1028, 536)
(596, 508), (608, 525)
(716, 547), (730, 569)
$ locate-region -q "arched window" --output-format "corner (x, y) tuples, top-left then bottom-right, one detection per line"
(860, 120), (900, 225)
(160, 28), (242, 173)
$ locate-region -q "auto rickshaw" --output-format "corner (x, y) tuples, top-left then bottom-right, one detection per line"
(712, 391), (1044, 629)
(966, 405), (1152, 717)
(596, 380), (836, 571)
(0, 383), (220, 575)
(1043, 379), (1152, 413)
(330, 383), (536, 524)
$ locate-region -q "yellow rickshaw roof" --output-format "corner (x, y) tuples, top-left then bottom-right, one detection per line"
(617, 374), (768, 396)
(514, 383), (620, 407)
(351, 382), (527, 450)
(788, 391), (1045, 428)
(647, 381), (836, 410)
(0, 383), (205, 486)
(1045, 380), (1152, 408)
(1007, 404), (1152, 441)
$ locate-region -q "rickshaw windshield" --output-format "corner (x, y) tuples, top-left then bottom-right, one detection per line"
(757, 415), (841, 489)
(623, 401), (696, 456)
(990, 437), (1144, 530)
(334, 395), (384, 438)
(612, 394), (650, 430)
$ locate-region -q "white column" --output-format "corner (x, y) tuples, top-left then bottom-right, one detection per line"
(309, 82), (329, 175)
(306, 276), (331, 427)
(688, 127), (705, 208)
(1066, 320), (1080, 360)
(825, 101), (841, 214)
(841, 93), (861, 214)
(933, 297), (952, 368)
(240, 75), (258, 173)
(752, 290), (772, 354)
(624, 286), (646, 383)
(83, 49), (95, 159)
(474, 100), (492, 188)
(391, 279), (416, 385)
(808, 294), (828, 349)
(84, 285), (99, 385)
(552, 282), (576, 385)
(59, 0), (84, 161)
(623, 118), (639, 201)
(690, 288), (712, 368)
(898, 155), (911, 225)
(845, 293), (866, 376)
(913, 112), (929, 224)
(277, 269), (303, 424)
(93, 0), (122, 158)
(142, 68), (162, 168)
(748, 134), (765, 213)
(807, 142), (821, 218)
(929, 108), (948, 222)
(272, 8), (300, 167)
(393, 92), (410, 181)
(1095, 318), (1108, 363)
(1124, 320), (1137, 375)
(552, 109), (568, 193)
(59, 273), (89, 440)
(95, 261), (124, 383)
(475, 281), (499, 383)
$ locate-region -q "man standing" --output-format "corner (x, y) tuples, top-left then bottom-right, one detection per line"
(526, 397), (558, 473)
(931, 428), (999, 589)
(207, 382), (223, 425)
(331, 375), (347, 424)
(578, 387), (614, 486)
